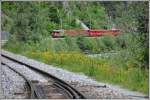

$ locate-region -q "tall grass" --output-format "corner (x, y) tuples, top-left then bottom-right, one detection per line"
(24, 51), (148, 94)
(3, 33), (149, 94)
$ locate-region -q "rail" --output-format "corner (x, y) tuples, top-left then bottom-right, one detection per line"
(1, 51), (86, 99)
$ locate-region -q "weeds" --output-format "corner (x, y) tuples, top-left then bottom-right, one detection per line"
(3, 33), (149, 94)
(23, 51), (148, 94)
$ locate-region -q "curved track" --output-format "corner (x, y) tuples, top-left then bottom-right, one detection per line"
(1, 63), (33, 98)
(1, 53), (85, 99)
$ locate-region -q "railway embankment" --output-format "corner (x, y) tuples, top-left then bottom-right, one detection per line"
(1, 51), (85, 99)
(1, 50), (147, 99)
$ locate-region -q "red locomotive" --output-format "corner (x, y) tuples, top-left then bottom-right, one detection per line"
(52, 29), (121, 38)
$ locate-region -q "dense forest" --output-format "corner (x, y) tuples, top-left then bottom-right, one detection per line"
(1, 1), (149, 94)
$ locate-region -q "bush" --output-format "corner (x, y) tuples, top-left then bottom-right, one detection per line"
(64, 37), (80, 52)
(108, 33), (148, 69)
(76, 36), (119, 54)
(101, 35), (117, 51)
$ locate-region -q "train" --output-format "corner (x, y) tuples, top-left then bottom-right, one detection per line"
(51, 29), (121, 38)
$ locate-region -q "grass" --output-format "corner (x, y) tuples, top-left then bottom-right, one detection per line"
(24, 51), (148, 94)
(3, 34), (149, 95)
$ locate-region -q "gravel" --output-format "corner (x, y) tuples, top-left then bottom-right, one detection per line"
(0, 64), (30, 99)
(1, 50), (148, 99)
(2, 57), (50, 83)
(0, 65), (4, 99)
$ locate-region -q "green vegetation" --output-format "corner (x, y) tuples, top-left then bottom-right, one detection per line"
(2, 1), (110, 42)
(2, 1), (149, 95)
(3, 34), (149, 94)
(25, 51), (148, 93)
(3, 41), (149, 94)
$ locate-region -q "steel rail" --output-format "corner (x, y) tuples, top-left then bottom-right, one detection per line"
(1, 62), (37, 98)
(1, 53), (86, 99)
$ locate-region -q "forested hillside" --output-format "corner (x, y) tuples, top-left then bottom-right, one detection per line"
(1, 1), (149, 95)
(2, 2), (111, 41)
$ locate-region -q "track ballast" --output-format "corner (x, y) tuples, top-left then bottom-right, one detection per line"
(1, 51), (85, 99)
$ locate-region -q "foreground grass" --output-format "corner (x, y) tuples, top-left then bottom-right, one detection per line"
(4, 45), (148, 94)
(3, 35), (148, 95)
(25, 51), (148, 94)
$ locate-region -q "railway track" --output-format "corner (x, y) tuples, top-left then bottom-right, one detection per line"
(1, 64), (31, 99)
(1, 52), (86, 99)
